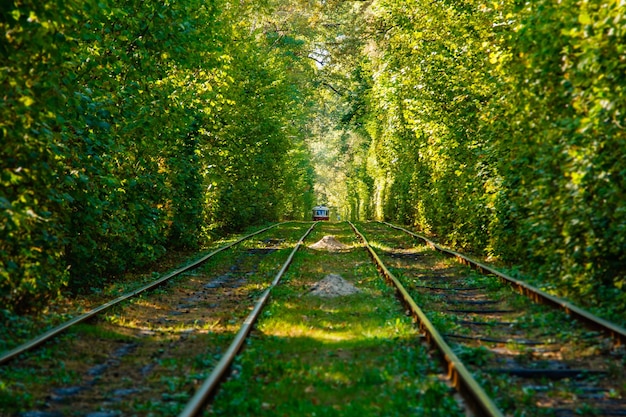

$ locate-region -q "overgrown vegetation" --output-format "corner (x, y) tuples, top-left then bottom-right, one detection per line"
(308, 1), (626, 320)
(2, 0), (624, 326)
(0, 223), (312, 415)
(359, 221), (626, 416)
(210, 223), (464, 416)
(1, 0), (316, 312)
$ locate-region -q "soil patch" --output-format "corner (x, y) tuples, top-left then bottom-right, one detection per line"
(309, 235), (350, 252)
(309, 274), (360, 298)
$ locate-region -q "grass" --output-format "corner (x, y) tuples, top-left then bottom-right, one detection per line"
(208, 222), (464, 417)
(357, 222), (626, 417)
(0, 334), (84, 411)
(0, 223), (282, 355)
(8, 221), (619, 416)
(0, 222), (313, 416)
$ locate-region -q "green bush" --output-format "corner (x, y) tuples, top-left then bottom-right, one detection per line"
(0, 0), (316, 312)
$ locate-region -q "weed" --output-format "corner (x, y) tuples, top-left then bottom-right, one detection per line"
(453, 345), (493, 366)
(210, 222), (464, 416)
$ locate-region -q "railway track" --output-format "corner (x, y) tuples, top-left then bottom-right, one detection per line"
(205, 221), (468, 416)
(357, 221), (626, 417)
(0, 222), (313, 416)
(0, 224), (285, 367)
(2, 221), (624, 416)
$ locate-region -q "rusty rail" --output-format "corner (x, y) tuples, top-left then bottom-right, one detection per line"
(350, 222), (504, 417)
(178, 222), (318, 417)
(382, 221), (626, 346)
(0, 223), (283, 365)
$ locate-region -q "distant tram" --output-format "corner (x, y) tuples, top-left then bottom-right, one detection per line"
(312, 205), (330, 221)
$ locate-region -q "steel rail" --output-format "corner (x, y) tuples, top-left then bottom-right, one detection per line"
(349, 222), (505, 417)
(0, 223), (283, 366)
(382, 221), (626, 346)
(178, 222), (318, 417)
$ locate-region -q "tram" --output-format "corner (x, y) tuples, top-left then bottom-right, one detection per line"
(312, 205), (330, 221)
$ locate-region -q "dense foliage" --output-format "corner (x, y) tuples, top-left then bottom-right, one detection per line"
(3, 0), (624, 320)
(316, 0), (625, 317)
(1, 0), (316, 312)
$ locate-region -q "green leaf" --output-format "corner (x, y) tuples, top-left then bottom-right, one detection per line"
(578, 11), (592, 25)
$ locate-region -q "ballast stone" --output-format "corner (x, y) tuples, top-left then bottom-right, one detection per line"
(309, 274), (360, 298)
(309, 235), (350, 251)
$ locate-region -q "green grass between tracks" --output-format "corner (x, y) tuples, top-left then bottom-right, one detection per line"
(208, 222), (464, 417)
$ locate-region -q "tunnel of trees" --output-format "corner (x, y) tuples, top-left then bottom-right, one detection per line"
(2, 0), (625, 322)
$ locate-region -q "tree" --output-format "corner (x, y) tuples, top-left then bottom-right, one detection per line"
(0, 0), (317, 312)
